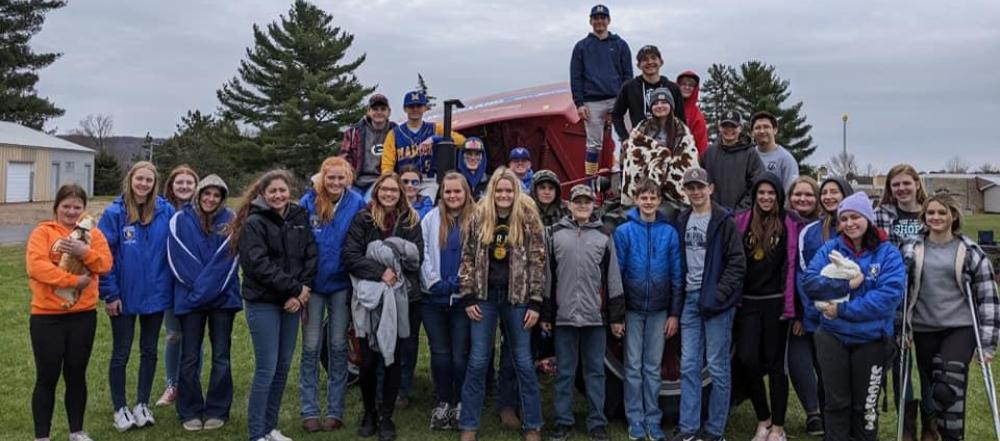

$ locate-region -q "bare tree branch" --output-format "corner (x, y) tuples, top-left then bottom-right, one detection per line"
(72, 113), (114, 151)
(944, 156), (969, 173)
(828, 152), (858, 177)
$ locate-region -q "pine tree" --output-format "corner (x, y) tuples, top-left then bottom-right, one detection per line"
(417, 73), (437, 109)
(217, 0), (373, 178)
(93, 149), (123, 196)
(698, 64), (739, 145)
(156, 110), (261, 190)
(0, 0), (66, 129)
(733, 60), (816, 164)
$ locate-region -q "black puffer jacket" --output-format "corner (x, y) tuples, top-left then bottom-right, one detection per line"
(238, 197), (318, 304)
(343, 208), (424, 303)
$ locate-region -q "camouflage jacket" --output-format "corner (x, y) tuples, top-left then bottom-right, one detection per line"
(458, 212), (547, 310)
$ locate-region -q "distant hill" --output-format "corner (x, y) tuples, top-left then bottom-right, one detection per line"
(58, 134), (167, 167)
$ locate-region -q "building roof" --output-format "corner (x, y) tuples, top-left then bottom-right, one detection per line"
(425, 82), (579, 130)
(0, 121), (95, 154)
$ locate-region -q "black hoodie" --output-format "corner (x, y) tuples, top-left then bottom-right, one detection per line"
(703, 136), (763, 210)
(611, 75), (687, 140)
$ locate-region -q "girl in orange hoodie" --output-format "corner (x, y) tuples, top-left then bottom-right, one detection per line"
(26, 183), (112, 441)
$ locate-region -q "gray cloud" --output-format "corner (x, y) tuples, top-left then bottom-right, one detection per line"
(32, 0), (1000, 172)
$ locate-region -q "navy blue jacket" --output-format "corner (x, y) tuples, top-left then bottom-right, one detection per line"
(570, 32), (633, 107)
(613, 208), (682, 314)
(98, 196), (175, 315)
(301, 189), (367, 295)
(167, 204), (241, 315)
(677, 203), (746, 317)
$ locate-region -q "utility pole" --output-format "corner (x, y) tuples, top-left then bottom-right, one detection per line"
(841, 113), (848, 156)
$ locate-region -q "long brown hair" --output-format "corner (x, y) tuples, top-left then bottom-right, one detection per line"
(123, 161), (159, 225)
(52, 183), (88, 215)
(437, 171), (475, 247)
(195, 184), (227, 235)
(313, 156), (355, 224)
(748, 180), (785, 255)
(643, 112), (682, 149)
(788, 176), (820, 221)
(475, 167), (542, 247)
(368, 173), (419, 232)
(880, 164), (927, 207)
(228, 169), (294, 254)
(163, 165), (199, 209)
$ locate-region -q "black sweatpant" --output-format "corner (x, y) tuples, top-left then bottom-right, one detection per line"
(359, 337), (401, 418)
(735, 296), (790, 425)
(30, 311), (97, 438)
(913, 327), (976, 441)
(815, 329), (891, 441)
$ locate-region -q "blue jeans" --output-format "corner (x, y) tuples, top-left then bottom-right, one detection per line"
(624, 309), (667, 429)
(246, 301), (299, 441)
(679, 291), (736, 437)
(176, 310), (235, 422)
(422, 302), (470, 404)
(398, 302), (422, 400)
(788, 329), (821, 414)
(299, 290), (350, 421)
(554, 326), (607, 430)
(163, 309), (181, 388)
(109, 312), (164, 410)
(459, 289), (543, 431)
(497, 333), (519, 410)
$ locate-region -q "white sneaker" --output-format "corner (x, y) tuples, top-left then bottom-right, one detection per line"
(203, 418), (225, 430)
(113, 407), (135, 432)
(182, 419), (203, 431)
(750, 425), (770, 441)
(266, 429), (293, 441)
(69, 432), (94, 441)
(132, 403), (155, 427)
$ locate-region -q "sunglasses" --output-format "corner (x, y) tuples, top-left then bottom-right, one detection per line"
(464, 150), (483, 156)
(401, 179), (421, 186)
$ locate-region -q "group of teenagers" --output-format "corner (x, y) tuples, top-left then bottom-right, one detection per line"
(24, 5), (1000, 441)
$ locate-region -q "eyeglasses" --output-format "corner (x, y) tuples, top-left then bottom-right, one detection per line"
(464, 150), (483, 157)
(401, 179), (421, 186)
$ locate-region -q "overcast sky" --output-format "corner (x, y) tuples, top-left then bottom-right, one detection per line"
(31, 0), (999, 172)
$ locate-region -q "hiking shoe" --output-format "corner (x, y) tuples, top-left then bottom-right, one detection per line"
(646, 424), (667, 441)
(358, 412), (377, 438)
(68, 431), (94, 441)
(806, 414), (824, 436)
(132, 403), (154, 427)
(589, 426), (610, 441)
(525, 430), (542, 441)
(203, 418), (225, 430)
(669, 433), (699, 441)
(378, 416), (396, 441)
(500, 407), (522, 430)
(627, 423), (646, 441)
(750, 425), (770, 441)
(155, 386), (177, 406)
(112, 407), (135, 432)
(431, 402), (451, 430)
(302, 418), (321, 432)
(448, 402), (462, 430)
(321, 417), (343, 431)
(548, 424), (573, 441)
(266, 429), (292, 441)
(182, 419), (203, 431)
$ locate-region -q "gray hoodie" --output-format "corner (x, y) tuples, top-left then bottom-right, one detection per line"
(703, 137), (763, 210)
(543, 216), (625, 327)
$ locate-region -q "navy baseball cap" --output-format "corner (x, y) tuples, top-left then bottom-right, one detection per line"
(720, 110), (742, 126)
(403, 90), (428, 107)
(590, 4), (609, 17)
(509, 147), (530, 161)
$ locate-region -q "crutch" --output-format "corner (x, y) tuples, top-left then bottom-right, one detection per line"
(966, 282), (1000, 440)
(897, 278), (912, 441)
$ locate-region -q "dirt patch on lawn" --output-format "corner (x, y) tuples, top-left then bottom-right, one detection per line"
(0, 200), (113, 226)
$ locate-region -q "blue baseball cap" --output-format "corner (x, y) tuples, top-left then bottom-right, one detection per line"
(590, 4), (609, 17)
(403, 90), (428, 107)
(509, 147), (530, 161)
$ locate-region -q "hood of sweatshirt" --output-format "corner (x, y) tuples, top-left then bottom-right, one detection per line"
(530, 169), (563, 203)
(458, 142), (488, 189)
(821, 176), (856, 200)
(750, 172), (787, 215)
(196, 174), (229, 200)
(676, 70), (701, 103)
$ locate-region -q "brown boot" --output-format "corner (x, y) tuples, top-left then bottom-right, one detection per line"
(920, 409), (940, 441)
(523, 429), (541, 441)
(903, 399), (919, 441)
(302, 417), (321, 432)
(460, 430), (478, 441)
(499, 407), (521, 430)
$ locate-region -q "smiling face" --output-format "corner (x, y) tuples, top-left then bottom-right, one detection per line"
(683, 182), (713, 210)
(494, 178), (515, 210)
(263, 178), (290, 212)
(890, 174), (919, 206)
(367, 105), (390, 125)
(789, 182), (817, 217)
(376, 178), (401, 209)
(509, 158), (531, 177)
(638, 54), (662, 77)
(131, 168), (156, 201)
(463, 148), (483, 171)
(441, 178), (467, 212)
(400, 171), (421, 202)
(651, 101), (672, 118)
(171, 173), (197, 203)
(199, 187), (223, 214)
(56, 197), (86, 228)
(323, 165), (350, 199)
(820, 181), (845, 213)
(923, 200), (954, 234)
(404, 104), (427, 122)
(636, 191), (661, 218)
(755, 182), (777, 213)
(535, 182), (557, 204)
(720, 123), (742, 145)
(678, 76), (697, 99)
(839, 211), (869, 242)
(752, 118), (777, 146)
(570, 197), (594, 222)
(589, 14), (609, 34)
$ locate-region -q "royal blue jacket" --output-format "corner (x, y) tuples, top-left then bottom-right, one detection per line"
(613, 208), (682, 314)
(167, 204), (241, 315)
(413, 195), (435, 220)
(797, 218), (835, 332)
(802, 235), (905, 345)
(98, 196), (175, 315)
(677, 204), (746, 317)
(570, 32), (633, 107)
(300, 189), (366, 295)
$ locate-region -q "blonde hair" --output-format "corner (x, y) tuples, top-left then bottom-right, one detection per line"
(881, 164), (927, 207)
(788, 176), (820, 220)
(314, 156), (355, 224)
(922, 193), (962, 234)
(123, 161), (159, 225)
(437, 172), (475, 247)
(369, 173), (419, 231)
(475, 167), (542, 247)
(163, 165), (199, 209)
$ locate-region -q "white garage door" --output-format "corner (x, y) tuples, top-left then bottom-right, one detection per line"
(6, 162), (33, 203)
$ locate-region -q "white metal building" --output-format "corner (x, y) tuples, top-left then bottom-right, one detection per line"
(0, 121), (95, 203)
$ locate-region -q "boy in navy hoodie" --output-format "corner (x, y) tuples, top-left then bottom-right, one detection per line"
(672, 167), (747, 441)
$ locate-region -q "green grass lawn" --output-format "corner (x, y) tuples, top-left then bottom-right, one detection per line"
(3, 215), (1000, 440)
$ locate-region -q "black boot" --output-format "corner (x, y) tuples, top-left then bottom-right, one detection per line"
(358, 411), (377, 438)
(378, 414), (396, 441)
(920, 408), (940, 441)
(903, 399), (919, 441)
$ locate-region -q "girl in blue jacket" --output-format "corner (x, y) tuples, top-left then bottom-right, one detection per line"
(802, 192), (905, 441)
(297, 157), (366, 432)
(97, 161), (176, 432)
(166, 174), (241, 431)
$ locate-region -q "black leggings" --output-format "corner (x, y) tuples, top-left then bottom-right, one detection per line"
(359, 337), (401, 418)
(815, 329), (891, 441)
(735, 296), (790, 425)
(30, 311), (97, 438)
(914, 327), (976, 441)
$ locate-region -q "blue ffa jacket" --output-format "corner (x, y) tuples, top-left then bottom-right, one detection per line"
(167, 204), (241, 315)
(570, 32), (633, 107)
(802, 235), (905, 345)
(300, 189), (367, 295)
(797, 218), (836, 332)
(97, 196), (175, 315)
(613, 208), (683, 314)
